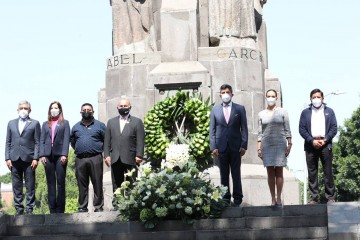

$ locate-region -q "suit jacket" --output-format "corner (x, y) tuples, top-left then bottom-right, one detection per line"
(210, 102), (248, 152)
(5, 118), (41, 162)
(39, 120), (70, 157)
(299, 104), (338, 151)
(104, 115), (145, 166)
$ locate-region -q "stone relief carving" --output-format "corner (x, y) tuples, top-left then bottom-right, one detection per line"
(111, 0), (157, 54)
(209, 0), (265, 48)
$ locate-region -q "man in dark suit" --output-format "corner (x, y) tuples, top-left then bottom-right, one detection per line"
(210, 84), (248, 207)
(5, 100), (41, 215)
(299, 88), (338, 204)
(104, 96), (145, 207)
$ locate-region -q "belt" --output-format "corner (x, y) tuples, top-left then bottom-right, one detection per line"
(77, 152), (100, 159)
(313, 137), (324, 140)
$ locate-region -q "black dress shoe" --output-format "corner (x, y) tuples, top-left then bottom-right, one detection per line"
(94, 208), (103, 212)
(15, 210), (24, 215)
(77, 208), (88, 213)
(26, 210), (33, 215)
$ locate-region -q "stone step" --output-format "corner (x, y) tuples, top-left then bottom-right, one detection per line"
(1, 226), (328, 240)
(5, 205), (327, 227)
(5, 215), (327, 236)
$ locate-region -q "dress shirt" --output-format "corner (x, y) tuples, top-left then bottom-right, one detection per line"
(70, 119), (106, 155)
(119, 114), (129, 133)
(222, 102), (232, 122)
(18, 117), (28, 135)
(311, 104), (325, 137)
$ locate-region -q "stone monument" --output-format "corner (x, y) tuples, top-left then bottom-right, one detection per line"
(96, 0), (300, 209)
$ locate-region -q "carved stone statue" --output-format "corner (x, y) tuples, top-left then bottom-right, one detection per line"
(209, 0), (259, 48)
(111, 0), (157, 54)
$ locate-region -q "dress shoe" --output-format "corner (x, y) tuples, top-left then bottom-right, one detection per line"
(26, 210), (33, 215)
(15, 210), (24, 215)
(232, 201), (242, 207)
(94, 208), (103, 212)
(77, 208), (88, 213)
(308, 200), (317, 205)
(327, 199), (336, 204)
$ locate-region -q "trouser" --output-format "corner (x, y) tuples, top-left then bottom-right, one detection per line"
(11, 160), (35, 212)
(218, 145), (243, 204)
(111, 159), (136, 206)
(75, 154), (104, 210)
(305, 147), (336, 201)
(44, 154), (67, 213)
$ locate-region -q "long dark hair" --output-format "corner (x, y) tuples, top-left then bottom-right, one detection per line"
(47, 101), (65, 127)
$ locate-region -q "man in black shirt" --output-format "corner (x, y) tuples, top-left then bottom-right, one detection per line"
(70, 103), (106, 212)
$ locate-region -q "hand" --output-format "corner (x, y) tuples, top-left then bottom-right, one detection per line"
(312, 140), (323, 149)
(257, 149), (262, 159)
(104, 156), (111, 167)
(41, 157), (47, 166)
(240, 148), (246, 157)
(31, 160), (38, 171)
(60, 156), (68, 165)
(285, 145), (292, 157)
(6, 160), (12, 171)
(135, 156), (143, 165)
(213, 149), (219, 157)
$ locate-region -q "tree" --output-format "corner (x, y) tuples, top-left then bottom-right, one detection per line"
(0, 172), (11, 184)
(332, 106), (360, 201)
(315, 106), (360, 203)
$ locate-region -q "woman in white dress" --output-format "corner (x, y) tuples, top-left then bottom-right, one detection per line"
(257, 89), (292, 206)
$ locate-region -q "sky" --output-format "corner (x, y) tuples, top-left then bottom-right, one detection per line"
(0, 1), (359, 178)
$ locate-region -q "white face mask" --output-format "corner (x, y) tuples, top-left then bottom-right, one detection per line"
(18, 109), (29, 119)
(266, 97), (276, 106)
(221, 93), (232, 103)
(51, 109), (60, 117)
(312, 98), (322, 108)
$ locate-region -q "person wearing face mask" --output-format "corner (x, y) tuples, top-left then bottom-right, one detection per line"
(39, 101), (70, 213)
(5, 100), (41, 215)
(299, 88), (338, 204)
(70, 103), (106, 212)
(104, 96), (145, 210)
(210, 84), (248, 207)
(257, 89), (292, 207)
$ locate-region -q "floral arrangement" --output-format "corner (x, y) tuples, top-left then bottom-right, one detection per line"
(115, 144), (228, 229)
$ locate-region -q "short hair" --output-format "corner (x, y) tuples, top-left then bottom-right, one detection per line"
(119, 95), (131, 106)
(310, 88), (324, 98)
(266, 89), (277, 97)
(18, 100), (31, 109)
(220, 84), (233, 93)
(81, 103), (93, 111)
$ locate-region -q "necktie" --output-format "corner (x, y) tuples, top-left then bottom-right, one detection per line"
(224, 105), (230, 124)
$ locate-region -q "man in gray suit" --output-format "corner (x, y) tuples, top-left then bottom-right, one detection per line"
(5, 100), (41, 215)
(210, 84), (248, 207)
(104, 96), (145, 205)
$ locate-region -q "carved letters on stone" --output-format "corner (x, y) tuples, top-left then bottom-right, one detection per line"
(107, 53), (161, 69)
(198, 47), (263, 62)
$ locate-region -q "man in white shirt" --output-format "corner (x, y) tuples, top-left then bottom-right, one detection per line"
(299, 89), (338, 204)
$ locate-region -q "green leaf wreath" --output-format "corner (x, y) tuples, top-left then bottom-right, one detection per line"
(144, 91), (213, 169)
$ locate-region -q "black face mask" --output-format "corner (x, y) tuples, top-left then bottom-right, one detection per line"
(118, 107), (130, 116)
(82, 111), (93, 120)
